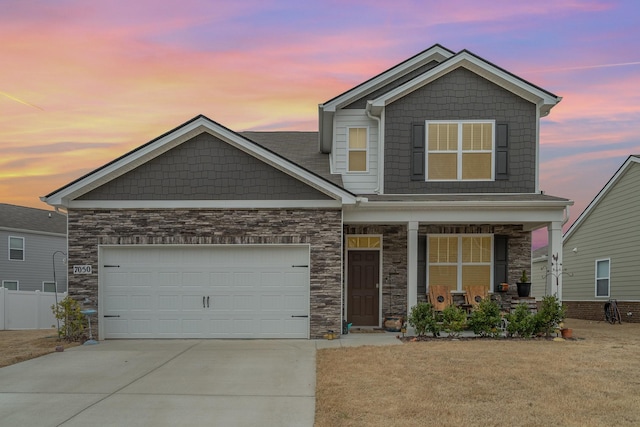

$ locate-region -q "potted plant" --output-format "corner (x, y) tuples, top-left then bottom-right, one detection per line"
(516, 270), (531, 297)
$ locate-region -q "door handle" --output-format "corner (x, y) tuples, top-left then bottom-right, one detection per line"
(207, 296), (210, 308)
(203, 296), (205, 308)
(376, 283), (379, 289)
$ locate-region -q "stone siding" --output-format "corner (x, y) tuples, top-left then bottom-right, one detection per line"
(67, 208), (343, 339)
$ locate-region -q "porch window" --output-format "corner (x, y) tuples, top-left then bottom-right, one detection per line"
(428, 235), (492, 292)
(347, 127), (368, 172)
(2, 280), (18, 291)
(426, 121), (494, 181)
(9, 236), (24, 261)
(595, 259), (610, 297)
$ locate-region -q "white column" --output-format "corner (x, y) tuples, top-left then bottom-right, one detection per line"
(407, 222), (419, 316)
(548, 221), (564, 300)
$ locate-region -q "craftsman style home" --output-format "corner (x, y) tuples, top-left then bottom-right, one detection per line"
(43, 44), (572, 339)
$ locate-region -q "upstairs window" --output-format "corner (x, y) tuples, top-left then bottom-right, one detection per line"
(347, 127), (368, 172)
(426, 121), (494, 181)
(595, 259), (610, 297)
(9, 236), (24, 261)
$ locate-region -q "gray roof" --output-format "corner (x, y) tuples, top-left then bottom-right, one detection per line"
(0, 203), (66, 234)
(240, 131), (344, 188)
(532, 246), (548, 260)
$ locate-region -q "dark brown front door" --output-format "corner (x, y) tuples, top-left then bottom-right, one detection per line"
(347, 251), (380, 326)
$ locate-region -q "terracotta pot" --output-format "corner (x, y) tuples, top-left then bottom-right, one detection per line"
(560, 328), (573, 339)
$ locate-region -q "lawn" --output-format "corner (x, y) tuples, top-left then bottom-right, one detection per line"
(0, 329), (79, 368)
(315, 319), (640, 427)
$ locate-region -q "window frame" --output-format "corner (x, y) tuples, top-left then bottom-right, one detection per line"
(427, 234), (494, 293)
(425, 120), (495, 182)
(2, 280), (19, 291)
(595, 258), (611, 298)
(8, 236), (25, 261)
(43, 281), (58, 293)
(346, 126), (369, 173)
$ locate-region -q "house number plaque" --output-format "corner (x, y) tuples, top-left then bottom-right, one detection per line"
(73, 265), (93, 274)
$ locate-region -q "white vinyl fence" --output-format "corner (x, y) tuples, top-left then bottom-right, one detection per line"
(0, 287), (67, 330)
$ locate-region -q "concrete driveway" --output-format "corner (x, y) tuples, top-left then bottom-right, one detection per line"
(0, 340), (316, 427)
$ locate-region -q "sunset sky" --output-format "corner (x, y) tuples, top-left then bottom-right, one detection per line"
(2, 1), (639, 247)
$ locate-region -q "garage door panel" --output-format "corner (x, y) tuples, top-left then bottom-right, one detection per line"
(102, 245), (309, 339)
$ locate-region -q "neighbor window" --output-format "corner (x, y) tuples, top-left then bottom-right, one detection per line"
(43, 282), (57, 293)
(428, 235), (492, 292)
(9, 236), (24, 261)
(347, 127), (368, 172)
(2, 280), (18, 291)
(595, 259), (610, 297)
(426, 121), (494, 181)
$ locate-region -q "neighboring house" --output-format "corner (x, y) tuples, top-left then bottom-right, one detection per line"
(42, 44), (572, 339)
(0, 203), (67, 293)
(561, 155), (640, 323)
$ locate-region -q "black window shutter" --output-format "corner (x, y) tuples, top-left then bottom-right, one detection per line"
(411, 123), (425, 181)
(493, 235), (509, 292)
(417, 235), (427, 297)
(495, 123), (508, 180)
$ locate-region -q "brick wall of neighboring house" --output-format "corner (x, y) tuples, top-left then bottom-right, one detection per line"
(344, 223), (531, 319)
(67, 208), (343, 339)
(563, 301), (640, 324)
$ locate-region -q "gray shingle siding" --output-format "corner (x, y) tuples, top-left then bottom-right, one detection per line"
(78, 132), (332, 201)
(384, 67), (537, 194)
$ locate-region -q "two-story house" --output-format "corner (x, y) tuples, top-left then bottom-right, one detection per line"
(0, 203), (67, 293)
(42, 44), (572, 340)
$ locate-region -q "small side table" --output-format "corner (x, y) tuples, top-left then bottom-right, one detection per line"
(80, 309), (98, 345)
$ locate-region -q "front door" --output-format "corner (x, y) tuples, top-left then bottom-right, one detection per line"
(347, 251), (380, 326)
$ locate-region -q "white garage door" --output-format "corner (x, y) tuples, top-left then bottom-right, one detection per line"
(100, 245), (310, 339)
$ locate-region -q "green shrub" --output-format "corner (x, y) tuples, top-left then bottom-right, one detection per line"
(535, 294), (566, 337)
(441, 305), (467, 337)
(408, 302), (441, 337)
(467, 298), (502, 338)
(51, 296), (86, 342)
(506, 303), (537, 338)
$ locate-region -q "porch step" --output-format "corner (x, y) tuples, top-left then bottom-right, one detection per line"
(510, 297), (537, 314)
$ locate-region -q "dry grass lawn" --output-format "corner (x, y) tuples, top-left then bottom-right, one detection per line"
(316, 319), (640, 427)
(0, 329), (79, 368)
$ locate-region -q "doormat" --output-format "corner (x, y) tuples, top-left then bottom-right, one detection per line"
(349, 328), (387, 334)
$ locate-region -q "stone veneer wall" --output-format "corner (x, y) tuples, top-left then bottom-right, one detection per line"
(343, 224), (531, 318)
(67, 208), (343, 339)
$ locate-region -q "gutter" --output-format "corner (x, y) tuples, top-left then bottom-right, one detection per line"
(365, 102), (383, 194)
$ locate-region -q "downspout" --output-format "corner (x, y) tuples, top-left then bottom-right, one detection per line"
(366, 103), (383, 194)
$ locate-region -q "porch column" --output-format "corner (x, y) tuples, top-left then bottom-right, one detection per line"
(548, 221), (563, 300)
(407, 221), (419, 316)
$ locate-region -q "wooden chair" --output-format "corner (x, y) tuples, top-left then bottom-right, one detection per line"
(428, 285), (453, 312)
(464, 285), (489, 310)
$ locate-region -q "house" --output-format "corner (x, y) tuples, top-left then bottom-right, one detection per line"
(561, 155), (640, 323)
(42, 44), (572, 339)
(531, 245), (549, 299)
(0, 203), (67, 293)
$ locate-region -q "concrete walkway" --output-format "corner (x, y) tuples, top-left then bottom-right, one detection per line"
(0, 333), (400, 427)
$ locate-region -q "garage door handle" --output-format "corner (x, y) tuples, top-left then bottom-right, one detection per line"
(292, 265), (309, 268)
(203, 296), (206, 308)
(104, 315), (120, 318)
(291, 315), (309, 318)
(207, 296), (210, 308)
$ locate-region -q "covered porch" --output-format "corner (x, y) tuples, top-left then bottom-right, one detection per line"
(342, 195), (572, 329)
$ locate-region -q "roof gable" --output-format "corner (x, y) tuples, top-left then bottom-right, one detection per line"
(43, 115), (356, 208)
(564, 155), (640, 241)
(368, 50), (561, 117)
